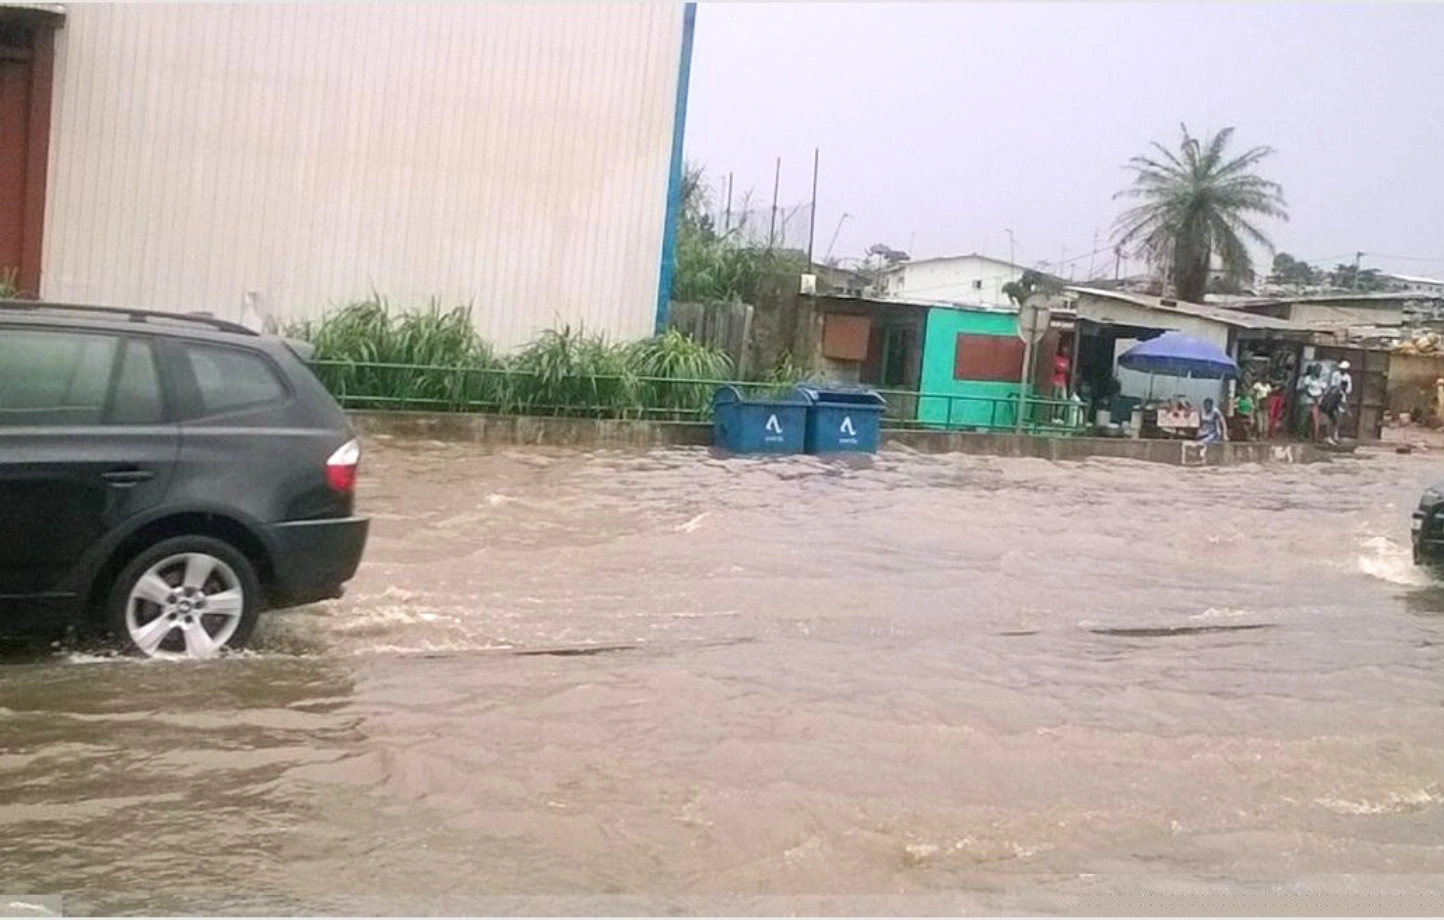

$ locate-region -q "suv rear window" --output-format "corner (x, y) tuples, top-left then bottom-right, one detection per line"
(0, 328), (119, 426)
(110, 340), (165, 424)
(181, 343), (287, 416)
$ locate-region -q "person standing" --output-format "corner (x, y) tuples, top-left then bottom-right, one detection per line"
(1234, 388), (1256, 441)
(1322, 360), (1354, 443)
(1250, 378), (1272, 439)
(1330, 360), (1354, 402)
(1052, 346), (1071, 399)
(1050, 345), (1072, 421)
(1265, 380), (1286, 438)
(1198, 397), (1228, 445)
(1298, 363), (1326, 441)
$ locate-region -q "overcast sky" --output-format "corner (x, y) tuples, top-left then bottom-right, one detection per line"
(685, 2), (1444, 281)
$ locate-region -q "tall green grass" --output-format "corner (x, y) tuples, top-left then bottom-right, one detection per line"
(511, 325), (638, 417)
(287, 299), (502, 410)
(288, 299), (739, 419)
(629, 328), (734, 416)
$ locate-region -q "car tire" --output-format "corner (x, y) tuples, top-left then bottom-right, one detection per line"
(106, 535), (263, 658)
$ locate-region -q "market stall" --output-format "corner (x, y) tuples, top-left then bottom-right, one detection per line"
(1117, 331), (1239, 439)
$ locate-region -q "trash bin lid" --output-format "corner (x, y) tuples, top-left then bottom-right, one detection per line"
(791, 385), (887, 408)
(712, 385), (810, 407)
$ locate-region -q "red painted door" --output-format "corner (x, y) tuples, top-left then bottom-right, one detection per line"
(0, 48), (31, 283)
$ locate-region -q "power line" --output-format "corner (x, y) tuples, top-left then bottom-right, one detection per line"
(1363, 253), (1444, 264)
(1294, 251), (1444, 267)
(1294, 253), (1356, 267)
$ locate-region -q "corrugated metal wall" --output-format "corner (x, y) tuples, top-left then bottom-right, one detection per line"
(40, 3), (684, 348)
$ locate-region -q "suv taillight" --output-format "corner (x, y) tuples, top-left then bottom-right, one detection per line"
(326, 438), (360, 493)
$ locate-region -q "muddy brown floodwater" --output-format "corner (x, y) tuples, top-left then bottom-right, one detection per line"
(4, 438), (1444, 915)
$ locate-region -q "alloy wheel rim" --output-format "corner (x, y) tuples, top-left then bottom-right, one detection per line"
(125, 553), (244, 659)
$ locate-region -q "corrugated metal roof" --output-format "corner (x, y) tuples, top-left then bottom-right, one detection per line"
(821, 292), (1078, 318)
(1065, 286), (1310, 332)
(1218, 291), (1444, 308)
(1381, 272), (1444, 286)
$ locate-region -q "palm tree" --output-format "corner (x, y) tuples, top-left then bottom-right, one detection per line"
(1112, 124), (1288, 303)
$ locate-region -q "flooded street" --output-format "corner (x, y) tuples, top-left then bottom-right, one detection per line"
(4, 438), (1444, 914)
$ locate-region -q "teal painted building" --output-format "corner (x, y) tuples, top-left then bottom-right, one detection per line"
(916, 306), (1025, 429)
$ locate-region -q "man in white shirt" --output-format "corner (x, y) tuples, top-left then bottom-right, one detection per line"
(1250, 379), (1271, 439)
(1329, 361), (1354, 399)
(1299, 364), (1326, 440)
(1321, 360), (1353, 443)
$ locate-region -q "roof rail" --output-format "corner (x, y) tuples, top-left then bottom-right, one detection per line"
(0, 299), (259, 336)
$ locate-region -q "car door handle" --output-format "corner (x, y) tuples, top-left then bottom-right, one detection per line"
(102, 468), (156, 486)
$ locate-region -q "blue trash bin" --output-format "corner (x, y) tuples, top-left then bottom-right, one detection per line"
(711, 386), (808, 454)
(793, 385), (887, 454)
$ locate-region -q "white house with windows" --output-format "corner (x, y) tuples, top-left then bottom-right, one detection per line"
(873, 253), (1025, 308)
(1380, 272), (1444, 296)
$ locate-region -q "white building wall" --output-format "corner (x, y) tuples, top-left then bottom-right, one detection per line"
(878, 256), (1022, 307)
(1382, 274), (1444, 295)
(40, 3), (684, 348)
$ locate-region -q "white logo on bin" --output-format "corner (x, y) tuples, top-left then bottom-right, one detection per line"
(839, 415), (858, 444)
(764, 413), (784, 442)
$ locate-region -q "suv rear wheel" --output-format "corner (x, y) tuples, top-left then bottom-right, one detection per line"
(106, 535), (262, 659)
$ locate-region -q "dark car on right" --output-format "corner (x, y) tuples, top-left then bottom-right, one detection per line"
(1412, 481), (1444, 565)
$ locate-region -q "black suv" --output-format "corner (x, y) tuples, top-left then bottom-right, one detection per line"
(0, 301), (368, 658)
(1413, 482), (1444, 565)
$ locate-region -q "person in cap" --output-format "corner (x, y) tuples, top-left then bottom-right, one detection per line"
(1321, 360), (1354, 444)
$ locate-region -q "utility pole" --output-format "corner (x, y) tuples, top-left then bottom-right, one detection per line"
(1353, 250), (1364, 290)
(1114, 245), (1123, 281)
(723, 173), (733, 234)
(1006, 228), (1016, 268)
(806, 148), (819, 265)
(767, 157), (781, 253)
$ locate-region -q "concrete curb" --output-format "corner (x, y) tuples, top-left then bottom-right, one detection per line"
(348, 411), (713, 448)
(348, 411), (1329, 466)
(882, 430), (1329, 466)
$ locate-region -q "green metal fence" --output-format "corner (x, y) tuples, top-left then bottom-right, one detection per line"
(310, 359), (1087, 435)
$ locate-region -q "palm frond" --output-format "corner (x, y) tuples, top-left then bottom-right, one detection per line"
(1110, 124), (1288, 301)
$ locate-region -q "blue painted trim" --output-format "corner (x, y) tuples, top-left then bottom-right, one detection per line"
(654, 2), (697, 334)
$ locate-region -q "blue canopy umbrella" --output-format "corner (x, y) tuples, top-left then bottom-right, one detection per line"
(1118, 330), (1240, 406)
(1118, 331), (1240, 379)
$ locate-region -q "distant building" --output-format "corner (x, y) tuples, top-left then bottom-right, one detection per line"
(874, 253), (1025, 307)
(1381, 273), (1444, 296)
(811, 262), (870, 297)
(1224, 293), (1422, 330)
(0, 3), (694, 347)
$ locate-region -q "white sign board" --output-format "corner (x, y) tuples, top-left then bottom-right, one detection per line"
(1016, 303), (1051, 345)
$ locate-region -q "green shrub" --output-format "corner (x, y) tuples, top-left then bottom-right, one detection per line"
(629, 328), (733, 417)
(510, 325), (639, 417)
(287, 298), (499, 410)
(289, 299), (736, 419)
